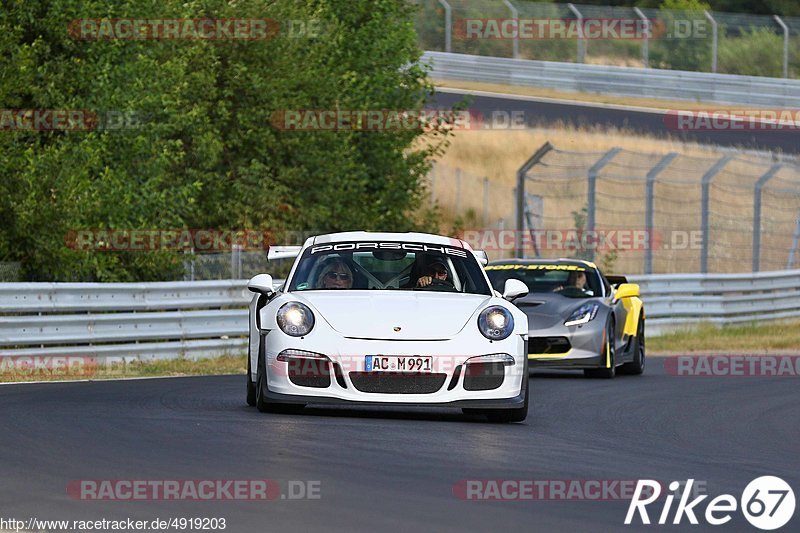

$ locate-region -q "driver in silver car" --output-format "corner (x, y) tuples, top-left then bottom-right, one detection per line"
(555, 270), (592, 294)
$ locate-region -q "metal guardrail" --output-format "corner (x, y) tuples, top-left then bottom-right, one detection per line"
(0, 280), (281, 360)
(630, 269), (800, 335)
(422, 51), (800, 107)
(0, 271), (797, 360)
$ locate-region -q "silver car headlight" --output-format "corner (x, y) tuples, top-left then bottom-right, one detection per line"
(276, 302), (315, 337)
(478, 306), (514, 341)
(564, 303), (599, 327)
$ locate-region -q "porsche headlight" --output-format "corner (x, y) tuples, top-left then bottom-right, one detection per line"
(276, 302), (315, 337)
(478, 306), (514, 341)
(564, 303), (599, 327)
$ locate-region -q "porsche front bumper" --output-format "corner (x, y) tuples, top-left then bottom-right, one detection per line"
(257, 330), (528, 408)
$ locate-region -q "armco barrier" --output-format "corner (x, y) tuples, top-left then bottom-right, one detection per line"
(630, 269), (800, 335)
(422, 51), (800, 107)
(0, 280), (279, 360)
(1, 271), (798, 360)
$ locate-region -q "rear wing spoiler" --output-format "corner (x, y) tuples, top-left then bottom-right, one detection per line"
(267, 246), (302, 261)
(606, 275), (628, 287)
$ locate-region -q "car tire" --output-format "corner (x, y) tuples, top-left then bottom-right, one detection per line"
(619, 316), (645, 375)
(584, 319), (616, 379)
(246, 349), (256, 406)
(485, 378), (529, 423)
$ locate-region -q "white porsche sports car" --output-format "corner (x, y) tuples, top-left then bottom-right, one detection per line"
(245, 231), (530, 422)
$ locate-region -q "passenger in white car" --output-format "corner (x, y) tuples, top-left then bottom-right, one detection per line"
(316, 258), (353, 289)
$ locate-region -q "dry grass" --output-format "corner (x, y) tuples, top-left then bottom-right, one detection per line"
(649, 320), (800, 354)
(0, 354), (246, 383)
(433, 126), (727, 189)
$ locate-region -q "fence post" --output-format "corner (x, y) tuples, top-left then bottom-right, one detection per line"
(586, 148), (622, 262)
(788, 211), (800, 269)
(231, 244), (242, 279)
(430, 163), (437, 208)
(516, 142), (554, 257)
(633, 7), (649, 68)
(183, 251), (195, 281)
(483, 177), (490, 226)
(774, 15), (789, 78)
(704, 11), (718, 73)
(455, 168), (462, 214)
(644, 153), (678, 274)
(753, 164), (782, 272)
(700, 155), (732, 273)
(503, 0), (520, 59)
(567, 3), (585, 63)
(438, 0), (452, 53)
(525, 194), (544, 258)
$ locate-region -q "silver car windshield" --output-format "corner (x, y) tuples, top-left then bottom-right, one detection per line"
(486, 264), (601, 298)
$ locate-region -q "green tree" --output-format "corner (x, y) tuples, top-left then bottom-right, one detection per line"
(0, 0), (446, 280)
(649, 0), (713, 72)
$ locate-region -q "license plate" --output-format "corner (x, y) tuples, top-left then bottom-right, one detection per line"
(365, 355), (433, 372)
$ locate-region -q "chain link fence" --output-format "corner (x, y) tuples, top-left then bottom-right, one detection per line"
(416, 0), (800, 78)
(429, 145), (800, 275)
(152, 147), (800, 279)
(182, 247), (305, 281)
(428, 163), (516, 230)
(0, 262), (22, 282)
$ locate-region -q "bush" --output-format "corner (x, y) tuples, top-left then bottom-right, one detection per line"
(718, 27), (785, 77)
(648, 0), (713, 72)
(0, 0), (448, 281)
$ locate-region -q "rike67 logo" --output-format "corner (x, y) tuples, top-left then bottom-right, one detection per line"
(626, 477), (795, 530)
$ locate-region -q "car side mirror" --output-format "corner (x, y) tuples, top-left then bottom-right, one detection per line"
(247, 274), (274, 295)
(615, 283), (639, 299)
(502, 279), (529, 301)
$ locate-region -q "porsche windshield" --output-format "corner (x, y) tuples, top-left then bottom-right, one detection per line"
(287, 242), (491, 295)
(486, 264), (601, 298)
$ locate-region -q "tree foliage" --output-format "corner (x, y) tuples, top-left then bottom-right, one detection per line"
(0, 0), (447, 281)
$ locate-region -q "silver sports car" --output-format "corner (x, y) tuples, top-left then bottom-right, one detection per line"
(485, 259), (645, 378)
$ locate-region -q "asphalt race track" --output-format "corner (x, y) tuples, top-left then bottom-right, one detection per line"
(432, 88), (800, 155)
(2, 359), (798, 532)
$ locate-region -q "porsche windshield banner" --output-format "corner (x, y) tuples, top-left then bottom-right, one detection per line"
(310, 242), (468, 258)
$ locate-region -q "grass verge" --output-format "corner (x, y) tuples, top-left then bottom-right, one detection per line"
(648, 320), (800, 354)
(0, 354), (247, 383)
(5, 320), (799, 384)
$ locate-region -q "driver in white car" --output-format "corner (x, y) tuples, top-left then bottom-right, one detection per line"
(416, 261), (449, 288)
